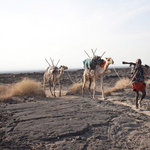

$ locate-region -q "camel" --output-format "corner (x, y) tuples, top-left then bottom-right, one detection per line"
(43, 58), (68, 97)
(82, 57), (114, 99)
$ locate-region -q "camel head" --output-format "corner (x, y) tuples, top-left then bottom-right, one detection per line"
(105, 57), (114, 65)
(60, 65), (68, 70)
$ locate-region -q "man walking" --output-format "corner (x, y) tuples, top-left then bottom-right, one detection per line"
(132, 59), (146, 109)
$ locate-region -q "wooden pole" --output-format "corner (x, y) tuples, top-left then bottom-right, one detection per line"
(91, 49), (95, 57)
(100, 51), (105, 58)
(84, 50), (90, 58)
(45, 59), (51, 67)
(50, 57), (55, 67)
(98, 51), (105, 60)
(56, 59), (60, 67)
(94, 48), (97, 55)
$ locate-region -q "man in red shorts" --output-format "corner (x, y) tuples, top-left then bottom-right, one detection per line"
(132, 59), (146, 109)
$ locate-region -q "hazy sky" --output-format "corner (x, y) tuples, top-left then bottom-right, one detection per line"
(1, 0), (150, 72)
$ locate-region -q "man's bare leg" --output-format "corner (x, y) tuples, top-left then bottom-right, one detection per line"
(138, 89), (146, 108)
(135, 91), (139, 109)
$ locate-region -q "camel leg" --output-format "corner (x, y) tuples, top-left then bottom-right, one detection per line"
(93, 78), (96, 98)
(88, 78), (92, 92)
(57, 80), (62, 97)
(82, 75), (87, 97)
(49, 80), (53, 96)
(53, 81), (56, 97)
(88, 78), (93, 98)
(43, 77), (46, 91)
(100, 76), (105, 99)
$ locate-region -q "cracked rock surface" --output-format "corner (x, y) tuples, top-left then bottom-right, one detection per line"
(1, 68), (150, 149)
(1, 96), (150, 150)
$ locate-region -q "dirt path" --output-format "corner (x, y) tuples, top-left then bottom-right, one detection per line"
(108, 97), (150, 116)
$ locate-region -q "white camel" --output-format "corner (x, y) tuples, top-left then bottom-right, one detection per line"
(43, 59), (68, 97)
(82, 57), (114, 99)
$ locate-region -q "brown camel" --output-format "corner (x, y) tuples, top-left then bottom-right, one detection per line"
(43, 58), (68, 97)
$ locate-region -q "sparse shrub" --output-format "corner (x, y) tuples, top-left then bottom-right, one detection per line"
(0, 78), (45, 102)
(66, 78), (132, 96)
(0, 85), (8, 94)
(66, 82), (93, 95)
(104, 89), (112, 96)
(104, 78), (132, 95)
(66, 83), (83, 95)
(114, 78), (131, 90)
(11, 78), (45, 96)
(0, 85), (11, 101)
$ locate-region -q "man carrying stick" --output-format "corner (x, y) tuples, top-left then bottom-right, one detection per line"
(131, 59), (146, 109)
(123, 59), (150, 109)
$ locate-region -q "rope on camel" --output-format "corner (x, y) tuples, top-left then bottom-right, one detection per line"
(66, 71), (76, 84)
(113, 67), (137, 86)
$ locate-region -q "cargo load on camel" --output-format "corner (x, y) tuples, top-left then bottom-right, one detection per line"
(83, 50), (106, 70)
(83, 58), (106, 69)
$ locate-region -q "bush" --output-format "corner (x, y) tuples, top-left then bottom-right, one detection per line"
(11, 78), (45, 96)
(104, 78), (132, 95)
(0, 85), (11, 101)
(66, 83), (83, 95)
(0, 78), (45, 102)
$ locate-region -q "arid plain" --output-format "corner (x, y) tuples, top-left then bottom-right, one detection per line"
(1, 68), (150, 150)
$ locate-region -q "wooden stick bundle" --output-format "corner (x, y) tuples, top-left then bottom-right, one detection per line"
(84, 50), (90, 58)
(50, 57), (55, 67)
(45, 59), (51, 67)
(56, 59), (60, 67)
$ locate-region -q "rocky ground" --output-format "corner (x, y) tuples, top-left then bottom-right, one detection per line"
(1, 68), (150, 150)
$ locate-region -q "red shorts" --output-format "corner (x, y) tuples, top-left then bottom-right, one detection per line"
(132, 82), (146, 91)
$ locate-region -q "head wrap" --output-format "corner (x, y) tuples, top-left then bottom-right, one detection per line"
(136, 59), (142, 64)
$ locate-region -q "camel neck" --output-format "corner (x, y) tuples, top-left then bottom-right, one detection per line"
(103, 62), (109, 72)
(57, 69), (64, 79)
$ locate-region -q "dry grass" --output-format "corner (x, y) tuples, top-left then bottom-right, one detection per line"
(66, 78), (132, 96)
(104, 78), (132, 96)
(11, 78), (45, 96)
(112, 77), (132, 91)
(66, 82), (83, 95)
(0, 78), (45, 102)
(66, 82), (93, 95)
(0, 85), (12, 101)
(104, 89), (112, 96)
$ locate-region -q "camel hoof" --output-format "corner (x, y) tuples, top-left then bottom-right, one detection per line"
(101, 97), (106, 100)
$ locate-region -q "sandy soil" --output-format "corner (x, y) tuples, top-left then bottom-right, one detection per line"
(1, 68), (150, 150)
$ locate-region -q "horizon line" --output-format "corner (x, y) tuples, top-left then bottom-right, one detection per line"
(0, 66), (129, 74)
